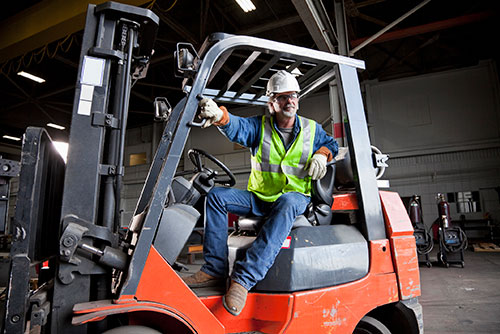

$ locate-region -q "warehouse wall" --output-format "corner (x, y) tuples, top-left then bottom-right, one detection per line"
(365, 60), (500, 230)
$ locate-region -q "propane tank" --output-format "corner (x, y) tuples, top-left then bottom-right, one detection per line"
(409, 195), (422, 226)
(437, 193), (452, 229)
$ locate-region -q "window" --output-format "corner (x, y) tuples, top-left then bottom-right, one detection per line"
(129, 152), (147, 166)
(447, 191), (481, 213)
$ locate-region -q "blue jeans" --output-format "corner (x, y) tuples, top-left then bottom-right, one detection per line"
(201, 187), (311, 290)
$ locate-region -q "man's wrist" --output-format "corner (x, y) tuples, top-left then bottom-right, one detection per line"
(315, 146), (333, 161)
(214, 106), (230, 126)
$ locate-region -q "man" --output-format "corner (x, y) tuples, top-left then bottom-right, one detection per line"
(182, 70), (338, 316)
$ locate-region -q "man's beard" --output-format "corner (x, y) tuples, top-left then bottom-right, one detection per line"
(282, 104), (297, 118)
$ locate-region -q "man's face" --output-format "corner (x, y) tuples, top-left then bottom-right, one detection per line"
(270, 91), (299, 118)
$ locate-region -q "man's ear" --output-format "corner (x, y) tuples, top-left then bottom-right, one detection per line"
(267, 102), (275, 115)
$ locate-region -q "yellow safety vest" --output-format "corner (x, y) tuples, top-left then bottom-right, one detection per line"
(248, 115), (316, 202)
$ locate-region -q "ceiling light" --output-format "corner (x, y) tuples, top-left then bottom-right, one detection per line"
(235, 0), (256, 12)
(287, 66), (303, 77)
(47, 123), (66, 130)
(17, 71), (45, 83)
(52, 141), (69, 163)
(2, 135), (21, 141)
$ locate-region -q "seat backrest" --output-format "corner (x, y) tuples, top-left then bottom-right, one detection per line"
(311, 163), (335, 207)
(334, 147), (354, 189)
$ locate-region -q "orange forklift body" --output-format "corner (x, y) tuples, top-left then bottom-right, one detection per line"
(73, 191), (420, 333)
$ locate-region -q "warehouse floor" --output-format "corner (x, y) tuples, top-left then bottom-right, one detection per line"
(419, 248), (500, 334)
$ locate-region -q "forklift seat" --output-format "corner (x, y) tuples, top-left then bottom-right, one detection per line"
(235, 146), (356, 234)
(235, 160), (338, 233)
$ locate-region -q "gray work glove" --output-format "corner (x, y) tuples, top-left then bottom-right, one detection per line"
(199, 98), (223, 128)
(307, 153), (328, 180)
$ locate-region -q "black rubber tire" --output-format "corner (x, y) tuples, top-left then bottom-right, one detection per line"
(101, 325), (162, 334)
(353, 316), (392, 334)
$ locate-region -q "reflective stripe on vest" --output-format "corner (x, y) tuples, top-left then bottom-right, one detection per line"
(248, 115), (316, 202)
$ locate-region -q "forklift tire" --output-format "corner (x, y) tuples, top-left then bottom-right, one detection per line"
(353, 316), (392, 334)
(101, 325), (162, 334)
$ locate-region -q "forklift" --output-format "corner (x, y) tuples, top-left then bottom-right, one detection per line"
(3, 2), (423, 333)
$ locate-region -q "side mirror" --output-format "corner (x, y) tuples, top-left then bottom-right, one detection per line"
(371, 145), (389, 179)
(153, 97), (172, 121)
(174, 42), (199, 78)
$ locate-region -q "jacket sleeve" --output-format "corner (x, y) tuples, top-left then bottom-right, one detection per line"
(218, 111), (262, 152)
(312, 124), (338, 161)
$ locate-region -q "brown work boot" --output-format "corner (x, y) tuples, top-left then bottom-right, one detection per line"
(222, 280), (248, 316)
(181, 270), (224, 288)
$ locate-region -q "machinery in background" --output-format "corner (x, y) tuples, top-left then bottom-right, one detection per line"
(436, 193), (467, 268)
(408, 195), (433, 267)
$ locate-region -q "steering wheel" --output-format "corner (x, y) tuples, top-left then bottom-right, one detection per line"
(188, 148), (236, 187)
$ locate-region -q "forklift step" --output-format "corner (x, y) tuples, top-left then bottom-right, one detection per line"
(472, 242), (500, 252)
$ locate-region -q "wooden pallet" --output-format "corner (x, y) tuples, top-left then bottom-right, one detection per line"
(186, 244), (203, 264)
(472, 242), (500, 252)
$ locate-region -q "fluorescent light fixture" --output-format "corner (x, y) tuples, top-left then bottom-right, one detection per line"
(287, 66), (303, 77)
(17, 71), (45, 83)
(47, 123), (66, 130)
(235, 0), (256, 12)
(53, 141), (69, 163)
(2, 135), (21, 141)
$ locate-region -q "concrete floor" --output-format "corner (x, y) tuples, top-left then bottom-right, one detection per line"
(419, 249), (500, 334)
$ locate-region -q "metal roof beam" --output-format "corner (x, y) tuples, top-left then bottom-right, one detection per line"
(350, 0), (432, 55)
(351, 11), (495, 50)
(0, 0), (150, 63)
(291, 0), (337, 53)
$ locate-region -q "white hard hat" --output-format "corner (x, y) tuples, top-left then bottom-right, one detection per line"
(266, 70), (301, 96)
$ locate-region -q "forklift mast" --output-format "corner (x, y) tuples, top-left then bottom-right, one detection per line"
(4, 2), (159, 333)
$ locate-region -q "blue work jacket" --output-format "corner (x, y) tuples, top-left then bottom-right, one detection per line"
(219, 113), (338, 159)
